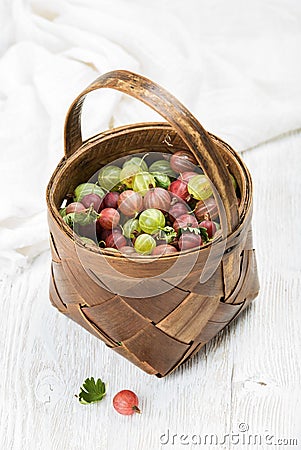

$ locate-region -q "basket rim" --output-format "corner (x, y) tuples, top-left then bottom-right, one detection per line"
(46, 122), (253, 261)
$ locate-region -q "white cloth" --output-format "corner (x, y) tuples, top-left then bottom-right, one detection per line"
(1, 0), (301, 273)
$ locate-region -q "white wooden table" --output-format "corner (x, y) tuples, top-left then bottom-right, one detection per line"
(1, 131), (301, 450)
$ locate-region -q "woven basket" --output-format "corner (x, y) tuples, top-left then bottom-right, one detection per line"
(46, 70), (259, 377)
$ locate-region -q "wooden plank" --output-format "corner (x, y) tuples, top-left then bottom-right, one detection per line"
(121, 323), (190, 376)
(157, 293), (220, 344)
(51, 261), (83, 305)
(61, 258), (115, 305)
(82, 296), (150, 342)
(210, 300), (243, 323)
(122, 285), (188, 323)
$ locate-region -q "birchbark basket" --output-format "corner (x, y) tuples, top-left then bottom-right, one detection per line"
(46, 70), (259, 377)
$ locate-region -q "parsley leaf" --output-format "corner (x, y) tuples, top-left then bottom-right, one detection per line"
(78, 377), (106, 405)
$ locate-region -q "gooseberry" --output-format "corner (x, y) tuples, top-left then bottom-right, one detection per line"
(118, 190), (143, 217)
(113, 390), (141, 415)
(98, 228), (111, 241)
(230, 174), (238, 191)
(152, 244), (178, 256)
(98, 165), (121, 191)
(139, 209), (165, 234)
(168, 180), (189, 201)
(75, 222), (97, 241)
(97, 208), (120, 230)
(143, 188), (171, 212)
(188, 175), (213, 201)
(66, 202), (86, 214)
(173, 213), (198, 233)
(169, 202), (189, 221)
(199, 220), (217, 239)
(152, 173), (171, 189)
(149, 160), (177, 178)
(134, 234), (156, 255)
(120, 164), (143, 188)
(170, 150), (197, 173)
(80, 237), (97, 246)
(178, 232), (202, 251)
(119, 246), (137, 256)
(74, 183), (105, 202)
(103, 192), (119, 209)
(178, 171), (197, 184)
(123, 218), (141, 239)
(81, 194), (103, 212)
(105, 230), (127, 249)
(195, 197), (218, 222)
(133, 172), (156, 196)
(123, 157), (148, 172)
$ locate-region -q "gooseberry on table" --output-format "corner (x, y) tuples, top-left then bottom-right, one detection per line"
(113, 390), (140, 415)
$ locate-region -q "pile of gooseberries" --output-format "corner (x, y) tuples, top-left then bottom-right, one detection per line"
(59, 151), (239, 256)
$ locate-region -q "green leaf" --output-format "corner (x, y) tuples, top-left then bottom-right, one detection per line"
(63, 212), (75, 226)
(199, 226), (209, 243)
(59, 207), (67, 218)
(74, 207), (99, 226)
(178, 226), (200, 237)
(63, 207), (99, 228)
(154, 226), (177, 244)
(78, 377), (106, 405)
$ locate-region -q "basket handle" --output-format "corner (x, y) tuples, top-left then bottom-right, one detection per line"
(64, 70), (239, 233)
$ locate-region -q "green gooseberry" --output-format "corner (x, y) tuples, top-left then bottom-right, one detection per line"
(74, 183), (105, 202)
(132, 172), (156, 196)
(98, 165), (121, 191)
(134, 234), (156, 255)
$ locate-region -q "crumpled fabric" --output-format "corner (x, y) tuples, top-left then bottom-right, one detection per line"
(1, 0), (300, 273)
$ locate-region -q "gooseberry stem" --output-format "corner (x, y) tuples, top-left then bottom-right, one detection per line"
(139, 153), (149, 166)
